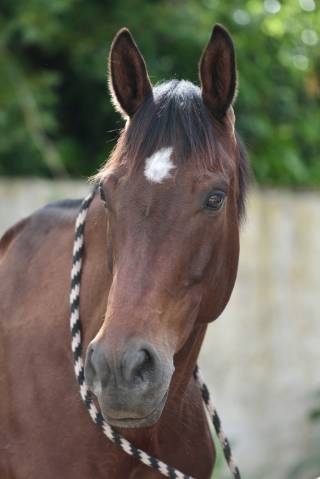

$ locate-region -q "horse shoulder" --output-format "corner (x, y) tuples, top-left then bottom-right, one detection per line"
(0, 201), (80, 322)
(0, 217), (29, 261)
(0, 198), (81, 260)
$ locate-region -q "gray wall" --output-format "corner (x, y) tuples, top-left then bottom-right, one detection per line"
(1, 180), (319, 479)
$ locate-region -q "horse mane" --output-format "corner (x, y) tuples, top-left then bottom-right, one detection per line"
(236, 132), (250, 221)
(94, 79), (250, 220)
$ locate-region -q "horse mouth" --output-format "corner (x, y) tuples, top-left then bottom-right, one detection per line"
(101, 392), (168, 429)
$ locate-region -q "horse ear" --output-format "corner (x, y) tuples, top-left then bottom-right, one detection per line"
(108, 28), (152, 118)
(199, 24), (237, 120)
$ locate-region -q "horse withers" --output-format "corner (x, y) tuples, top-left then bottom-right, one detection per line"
(0, 25), (249, 479)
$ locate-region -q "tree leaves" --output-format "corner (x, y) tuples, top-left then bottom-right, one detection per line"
(0, 0), (319, 184)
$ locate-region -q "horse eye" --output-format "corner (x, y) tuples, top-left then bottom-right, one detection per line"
(204, 191), (225, 211)
(99, 184), (108, 208)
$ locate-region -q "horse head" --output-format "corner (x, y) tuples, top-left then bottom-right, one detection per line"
(84, 25), (249, 428)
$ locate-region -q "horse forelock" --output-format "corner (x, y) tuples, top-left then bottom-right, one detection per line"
(94, 79), (249, 219)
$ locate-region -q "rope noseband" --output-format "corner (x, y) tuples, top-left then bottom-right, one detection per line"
(70, 190), (241, 479)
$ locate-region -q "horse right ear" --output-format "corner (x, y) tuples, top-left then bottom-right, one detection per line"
(108, 28), (152, 119)
(199, 24), (237, 121)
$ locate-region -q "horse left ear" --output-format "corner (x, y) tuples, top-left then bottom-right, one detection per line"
(108, 28), (152, 118)
(199, 24), (237, 120)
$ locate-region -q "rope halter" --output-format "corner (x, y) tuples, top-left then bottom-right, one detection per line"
(70, 189), (241, 479)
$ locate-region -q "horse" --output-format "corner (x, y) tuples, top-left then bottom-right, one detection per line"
(0, 25), (249, 478)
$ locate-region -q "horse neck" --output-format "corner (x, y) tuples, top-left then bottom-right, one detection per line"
(170, 323), (207, 398)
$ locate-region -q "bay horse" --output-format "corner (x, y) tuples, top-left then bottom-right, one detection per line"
(0, 25), (249, 478)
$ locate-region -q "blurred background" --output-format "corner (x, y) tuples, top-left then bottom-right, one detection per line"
(0, 1), (319, 478)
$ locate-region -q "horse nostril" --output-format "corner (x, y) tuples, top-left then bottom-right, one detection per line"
(124, 347), (154, 385)
(135, 349), (152, 380)
(85, 343), (111, 392)
(84, 345), (96, 386)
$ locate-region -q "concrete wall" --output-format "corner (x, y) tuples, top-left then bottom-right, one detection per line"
(1, 179), (319, 479)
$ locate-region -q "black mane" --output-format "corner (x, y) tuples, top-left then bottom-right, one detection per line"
(126, 80), (221, 171)
(97, 79), (250, 220)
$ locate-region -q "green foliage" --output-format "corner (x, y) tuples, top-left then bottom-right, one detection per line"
(287, 389), (320, 479)
(211, 438), (229, 479)
(0, 0), (319, 185)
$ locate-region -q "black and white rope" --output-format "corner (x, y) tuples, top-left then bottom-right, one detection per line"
(70, 190), (241, 479)
(193, 366), (241, 479)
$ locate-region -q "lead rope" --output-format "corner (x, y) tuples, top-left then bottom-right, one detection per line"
(70, 190), (241, 479)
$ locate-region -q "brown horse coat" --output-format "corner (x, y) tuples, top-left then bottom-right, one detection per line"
(0, 25), (249, 479)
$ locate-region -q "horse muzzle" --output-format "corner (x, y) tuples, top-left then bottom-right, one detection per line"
(84, 337), (174, 428)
